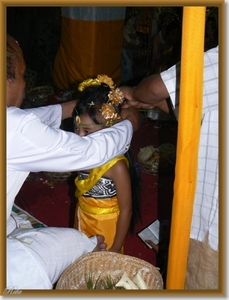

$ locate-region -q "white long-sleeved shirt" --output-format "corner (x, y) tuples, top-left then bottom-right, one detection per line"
(7, 104), (132, 234)
(161, 46), (218, 251)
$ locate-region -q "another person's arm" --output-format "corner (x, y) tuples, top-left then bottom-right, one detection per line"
(7, 106), (137, 173)
(121, 46), (218, 116)
(120, 107), (140, 132)
(120, 74), (170, 111)
(61, 100), (77, 120)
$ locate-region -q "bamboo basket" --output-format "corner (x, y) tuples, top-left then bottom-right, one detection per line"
(56, 251), (163, 290)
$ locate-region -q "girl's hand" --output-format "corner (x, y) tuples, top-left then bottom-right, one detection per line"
(145, 240), (159, 253)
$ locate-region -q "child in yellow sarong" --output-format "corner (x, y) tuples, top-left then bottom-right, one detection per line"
(73, 75), (141, 253)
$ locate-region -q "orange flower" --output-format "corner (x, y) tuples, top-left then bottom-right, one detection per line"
(78, 74), (124, 126)
(97, 74), (115, 89)
(108, 88), (124, 106)
(100, 103), (120, 126)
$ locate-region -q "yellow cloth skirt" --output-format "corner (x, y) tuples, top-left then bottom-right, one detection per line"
(74, 196), (123, 252)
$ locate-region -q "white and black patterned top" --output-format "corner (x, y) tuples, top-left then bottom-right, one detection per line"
(161, 46), (218, 251)
(78, 171), (117, 199)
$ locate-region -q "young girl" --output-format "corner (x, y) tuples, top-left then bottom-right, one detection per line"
(73, 74), (141, 253)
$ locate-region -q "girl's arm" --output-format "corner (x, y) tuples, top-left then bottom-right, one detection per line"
(107, 160), (132, 253)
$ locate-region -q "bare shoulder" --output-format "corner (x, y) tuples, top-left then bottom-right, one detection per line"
(105, 159), (129, 180)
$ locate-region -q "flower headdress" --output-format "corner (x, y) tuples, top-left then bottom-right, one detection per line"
(77, 74), (124, 126)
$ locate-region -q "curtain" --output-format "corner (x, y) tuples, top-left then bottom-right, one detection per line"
(53, 7), (126, 90)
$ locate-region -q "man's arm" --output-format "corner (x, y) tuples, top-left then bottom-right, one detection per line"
(7, 107), (135, 173)
(120, 74), (170, 111)
(61, 100), (77, 120)
(120, 107), (140, 132)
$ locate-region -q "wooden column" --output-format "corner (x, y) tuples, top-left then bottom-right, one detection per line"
(166, 6), (206, 289)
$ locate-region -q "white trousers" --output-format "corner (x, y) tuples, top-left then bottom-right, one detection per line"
(7, 226), (97, 289)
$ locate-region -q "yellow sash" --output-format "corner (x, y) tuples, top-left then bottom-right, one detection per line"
(75, 155), (128, 197)
(78, 198), (120, 215)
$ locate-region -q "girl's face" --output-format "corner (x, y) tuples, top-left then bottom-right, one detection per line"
(74, 113), (104, 136)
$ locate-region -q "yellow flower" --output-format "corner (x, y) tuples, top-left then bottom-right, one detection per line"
(97, 74), (115, 89)
(100, 103), (120, 126)
(78, 74), (123, 126)
(78, 78), (100, 92)
(108, 88), (124, 106)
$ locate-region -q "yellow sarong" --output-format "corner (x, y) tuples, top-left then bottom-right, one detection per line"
(74, 156), (128, 251)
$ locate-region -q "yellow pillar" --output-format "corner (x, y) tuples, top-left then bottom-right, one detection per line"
(166, 7), (206, 289)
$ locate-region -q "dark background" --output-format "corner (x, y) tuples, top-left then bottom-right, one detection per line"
(7, 7), (62, 86)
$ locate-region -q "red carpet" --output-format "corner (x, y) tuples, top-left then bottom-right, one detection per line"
(15, 117), (177, 286)
(124, 118), (177, 274)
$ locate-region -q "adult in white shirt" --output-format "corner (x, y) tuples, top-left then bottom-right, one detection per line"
(6, 35), (139, 290)
(120, 46), (218, 289)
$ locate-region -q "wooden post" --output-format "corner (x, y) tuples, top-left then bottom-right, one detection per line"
(166, 6), (206, 289)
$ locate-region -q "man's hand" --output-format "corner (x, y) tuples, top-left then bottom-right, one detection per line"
(61, 100), (77, 120)
(120, 86), (139, 108)
(120, 86), (156, 110)
(120, 107), (140, 132)
(123, 101), (156, 110)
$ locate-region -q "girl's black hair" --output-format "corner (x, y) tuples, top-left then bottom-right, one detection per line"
(74, 84), (142, 233)
(74, 83), (121, 125)
(124, 149), (142, 234)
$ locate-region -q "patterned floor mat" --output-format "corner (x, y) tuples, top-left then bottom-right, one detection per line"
(12, 204), (46, 228)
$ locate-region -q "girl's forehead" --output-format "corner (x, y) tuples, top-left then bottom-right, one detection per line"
(78, 113), (97, 124)
(80, 113), (89, 119)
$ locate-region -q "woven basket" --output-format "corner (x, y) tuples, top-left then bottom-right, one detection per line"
(56, 252), (163, 290)
(45, 172), (73, 183)
(138, 144), (176, 176)
(25, 85), (54, 107)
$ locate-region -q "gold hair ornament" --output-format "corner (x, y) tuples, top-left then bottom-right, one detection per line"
(78, 74), (124, 126)
(78, 74), (115, 92)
